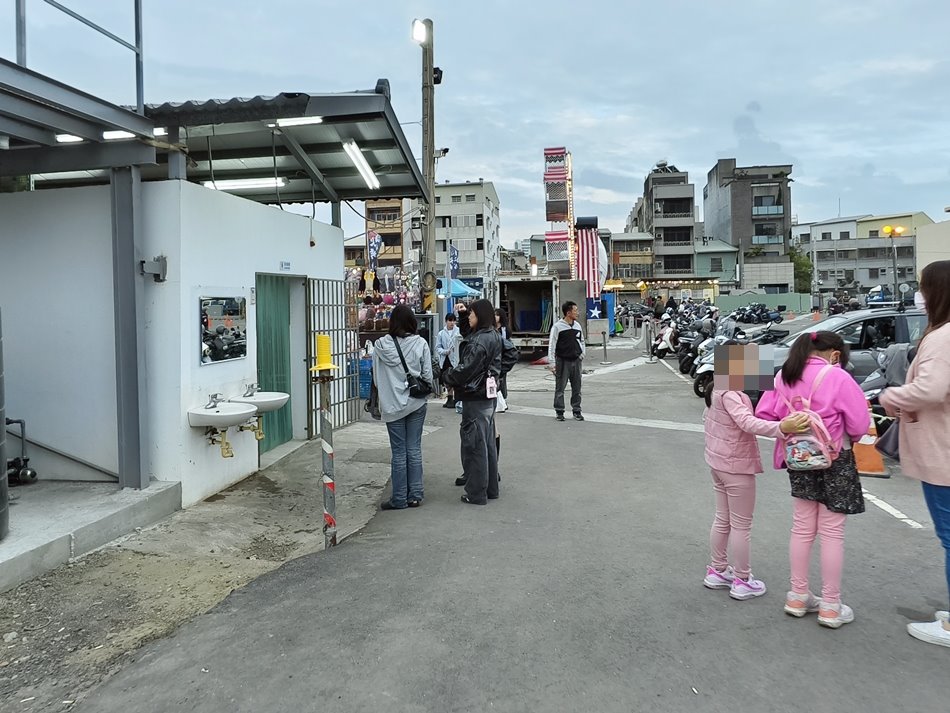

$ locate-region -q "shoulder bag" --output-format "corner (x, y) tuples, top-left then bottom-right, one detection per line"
(393, 336), (432, 398)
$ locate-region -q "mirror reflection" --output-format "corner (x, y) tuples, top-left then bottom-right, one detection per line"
(200, 297), (247, 364)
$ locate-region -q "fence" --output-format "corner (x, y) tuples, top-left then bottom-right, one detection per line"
(307, 278), (360, 437)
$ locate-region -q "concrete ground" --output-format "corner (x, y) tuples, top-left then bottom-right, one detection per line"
(64, 332), (948, 713)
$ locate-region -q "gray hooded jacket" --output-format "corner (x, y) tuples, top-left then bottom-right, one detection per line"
(372, 334), (433, 423)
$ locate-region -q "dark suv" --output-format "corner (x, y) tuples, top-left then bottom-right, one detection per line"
(772, 308), (927, 382)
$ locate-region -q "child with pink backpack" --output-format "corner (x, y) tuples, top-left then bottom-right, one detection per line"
(756, 331), (870, 628)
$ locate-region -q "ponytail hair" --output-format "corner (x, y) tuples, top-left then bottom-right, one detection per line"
(781, 330), (848, 385)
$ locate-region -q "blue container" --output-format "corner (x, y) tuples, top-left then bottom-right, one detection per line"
(358, 357), (373, 399)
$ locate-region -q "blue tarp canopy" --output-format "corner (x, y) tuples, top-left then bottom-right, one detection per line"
(439, 279), (481, 298)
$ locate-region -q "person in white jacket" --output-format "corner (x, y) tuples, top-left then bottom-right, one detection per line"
(435, 313), (462, 408)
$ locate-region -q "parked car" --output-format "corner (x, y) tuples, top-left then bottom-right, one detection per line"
(771, 308), (927, 383)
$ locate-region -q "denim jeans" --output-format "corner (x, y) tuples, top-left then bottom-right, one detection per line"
(922, 481), (950, 608)
(385, 404), (427, 508)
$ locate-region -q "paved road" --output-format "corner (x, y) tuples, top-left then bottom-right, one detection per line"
(76, 350), (947, 712)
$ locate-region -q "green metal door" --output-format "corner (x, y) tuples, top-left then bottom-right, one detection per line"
(255, 274), (293, 453)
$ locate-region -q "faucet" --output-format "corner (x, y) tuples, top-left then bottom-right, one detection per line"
(242, 382), (260, 398)
(205, 393), (225, 409)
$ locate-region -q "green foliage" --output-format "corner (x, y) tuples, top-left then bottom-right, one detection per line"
(787, 246), (813, 293)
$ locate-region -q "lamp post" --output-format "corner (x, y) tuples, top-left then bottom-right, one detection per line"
(882, 224), (905, 307)
(413, 18), (437, 312)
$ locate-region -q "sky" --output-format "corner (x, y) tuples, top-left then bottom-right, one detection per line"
(4, 0), (949, 247)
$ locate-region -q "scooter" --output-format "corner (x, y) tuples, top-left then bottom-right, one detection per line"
(651, 320), (678, 359)
(861, 344), (915, 436)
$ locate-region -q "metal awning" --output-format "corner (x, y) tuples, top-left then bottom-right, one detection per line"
(24, 80), (429, 205)
(0, 57), (157, 175)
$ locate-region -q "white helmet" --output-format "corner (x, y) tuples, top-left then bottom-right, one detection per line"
(661, 313), (672, 322)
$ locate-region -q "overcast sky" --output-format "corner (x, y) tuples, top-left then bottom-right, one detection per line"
(4, 0), (949, 246)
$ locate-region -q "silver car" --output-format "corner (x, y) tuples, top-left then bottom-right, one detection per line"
(771, 308), (927, 382)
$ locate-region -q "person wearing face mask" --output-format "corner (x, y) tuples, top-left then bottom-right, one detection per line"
(880, 260), (950, 648)
(756, 331), (870, 629)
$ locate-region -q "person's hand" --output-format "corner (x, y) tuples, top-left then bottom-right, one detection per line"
(779, 413), (809, 434)
(548, 365), (556, 374)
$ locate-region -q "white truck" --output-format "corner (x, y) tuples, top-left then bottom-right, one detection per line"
(495, 274), (588, 356)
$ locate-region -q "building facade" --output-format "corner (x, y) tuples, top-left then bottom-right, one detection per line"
(800, 212), (933, 297)
(411, 180), (501, 295)
(634, 162), (700, 279)
(364, 198), (411, 268)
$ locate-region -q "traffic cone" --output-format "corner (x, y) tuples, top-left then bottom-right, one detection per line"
(811, 310), (821, 322)
(855, 409), (889, 478)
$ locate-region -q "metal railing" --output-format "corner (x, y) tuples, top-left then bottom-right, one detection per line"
(752, 205), (784, 216)
(14, 0), (145, 113)
(655, 212), (693, 219)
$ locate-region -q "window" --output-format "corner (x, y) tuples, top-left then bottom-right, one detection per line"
(868, 268), (879, 279)
(800, 234), (811, 243)
(465, 194), (476, 202)
(837, 250), (855, 260)
(905, 314), (927, 345)
(435, 196), (441, 204)
(369, 209), (399, 222)
(859, 317), (897, 349)
(754, 222), (778, 235)
(839, 231), (850, 240)
(868, 229), (878, 237)
(710, 257), (723, 272)
(476, 213), (484, 227)
(844, 269), (855, 283)
(451, 195), (462, 203)
(836, 321), (863, 347)
(438, 216), (451, 228)
(436, 240), (447, 252)
(819, 271), (829, 281)
(821, 232), (831, 240)
(476, 238), (485, 251)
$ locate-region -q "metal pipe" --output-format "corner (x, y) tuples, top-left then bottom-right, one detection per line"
(319, 372), (338, 548)
(599, 331), (611, 365)
(15, 0), (26, 66)
(419, 18), (436, 311)
(134, 0), (144, 114)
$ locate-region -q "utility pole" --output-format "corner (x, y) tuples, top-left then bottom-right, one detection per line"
(415, 19), (437, 312)
(15, 0), (26, 66)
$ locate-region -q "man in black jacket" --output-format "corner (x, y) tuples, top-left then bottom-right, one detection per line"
(548, 301), (586, 421)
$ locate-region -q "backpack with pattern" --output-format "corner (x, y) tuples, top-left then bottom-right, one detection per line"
(779, 364), (839, 471)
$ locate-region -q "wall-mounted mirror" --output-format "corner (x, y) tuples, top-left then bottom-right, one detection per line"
(200, 296), (247, 364)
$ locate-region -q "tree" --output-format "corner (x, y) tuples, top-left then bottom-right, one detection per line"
(787, 246), (813, 294)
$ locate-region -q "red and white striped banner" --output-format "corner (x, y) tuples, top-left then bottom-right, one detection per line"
(576, 228), (600, 298)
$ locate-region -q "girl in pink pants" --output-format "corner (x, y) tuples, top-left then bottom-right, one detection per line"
(756, 331), (870, 628)
(703, 384), (806, 600)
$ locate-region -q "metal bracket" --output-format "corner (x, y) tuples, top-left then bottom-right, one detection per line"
(140, 255), (167, 282)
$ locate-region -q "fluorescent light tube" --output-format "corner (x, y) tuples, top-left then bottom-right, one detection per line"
(103, 130), (135, 140)
(55, 134), (83, 143)
(274, 116), (323, 127)
(153, 127), (167, 136)
(343, 139), (380, 190)
(203, 178), (287, 191)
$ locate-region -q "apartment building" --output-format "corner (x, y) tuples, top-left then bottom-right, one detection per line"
(410, 179), (501, 295)
(609, 231), (654, 282)
(800, 212), (933, 296)
(364, 198), (411, 268)
(631, 162), (702, 279)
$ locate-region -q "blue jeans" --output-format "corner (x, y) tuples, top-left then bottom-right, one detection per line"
(385, 404), (427, 508)
(922, 481), (950, 608)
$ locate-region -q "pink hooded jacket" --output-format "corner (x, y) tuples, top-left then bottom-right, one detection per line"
(704, 390), (783, 474)
(756, 357), (870, 470)
(878, 323), (950, 486)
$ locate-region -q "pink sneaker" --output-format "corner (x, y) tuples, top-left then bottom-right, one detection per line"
(703, 565), (734, 589)
(730, 575), (767, 600)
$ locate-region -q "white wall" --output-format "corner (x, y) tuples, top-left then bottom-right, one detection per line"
(0, 180), (344, 506)
(917, 221), (950, 274)
(0, 186), (119, 481)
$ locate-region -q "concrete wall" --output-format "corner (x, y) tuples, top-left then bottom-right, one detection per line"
(917, 220), (950, 274)
(0, 180), (344, 506)
(742, 260), (795, 292)
(716, 292), (812, 313)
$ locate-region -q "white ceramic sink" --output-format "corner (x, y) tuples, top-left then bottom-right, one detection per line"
(229, 391), (290, 413)
(188, 402), (258, 428)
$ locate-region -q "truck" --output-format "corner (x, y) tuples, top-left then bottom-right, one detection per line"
(494, 274), (588, 356)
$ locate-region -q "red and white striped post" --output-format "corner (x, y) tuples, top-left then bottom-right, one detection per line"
(311, 334), (339, 548)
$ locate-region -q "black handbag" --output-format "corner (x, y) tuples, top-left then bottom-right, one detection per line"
(875, 420), (900, 462)
(392, 336), (432, 398)
(364, 381), (382, 420)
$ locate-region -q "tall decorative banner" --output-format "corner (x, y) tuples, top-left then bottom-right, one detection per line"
(544, 230), (571, 262)
(576, 227), (601, 299)
(367, 230), (382, 271)
(449, 243), (460, 279)
(542, 147), (577, 277)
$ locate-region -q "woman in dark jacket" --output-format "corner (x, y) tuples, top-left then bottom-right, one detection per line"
(444, 299), (517, 504)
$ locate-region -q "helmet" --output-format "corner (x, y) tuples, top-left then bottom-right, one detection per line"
(661, 313), (672, 322)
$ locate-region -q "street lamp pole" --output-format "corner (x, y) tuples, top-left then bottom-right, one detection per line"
(414, 18), (437, 312)
(882, 224), (905, 308)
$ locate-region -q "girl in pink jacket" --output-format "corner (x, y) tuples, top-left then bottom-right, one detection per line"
(703, 367), (807, 601)
(756, 331), (870, 629)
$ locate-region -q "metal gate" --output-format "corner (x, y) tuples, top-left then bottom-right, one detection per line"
(306, 278), (360, 437)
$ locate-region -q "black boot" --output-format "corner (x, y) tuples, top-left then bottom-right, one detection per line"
(496, 435), (501, 482)
(443, 397), (456, 409)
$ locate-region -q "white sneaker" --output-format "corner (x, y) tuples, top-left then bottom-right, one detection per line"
(818, 601), (855, 629)
(936, 610), (949, 623)
(784, 591), (821, 618)
(730, 575), (767, 600)
(907, 618), (950, 648)
(703, 565), (734, 589)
